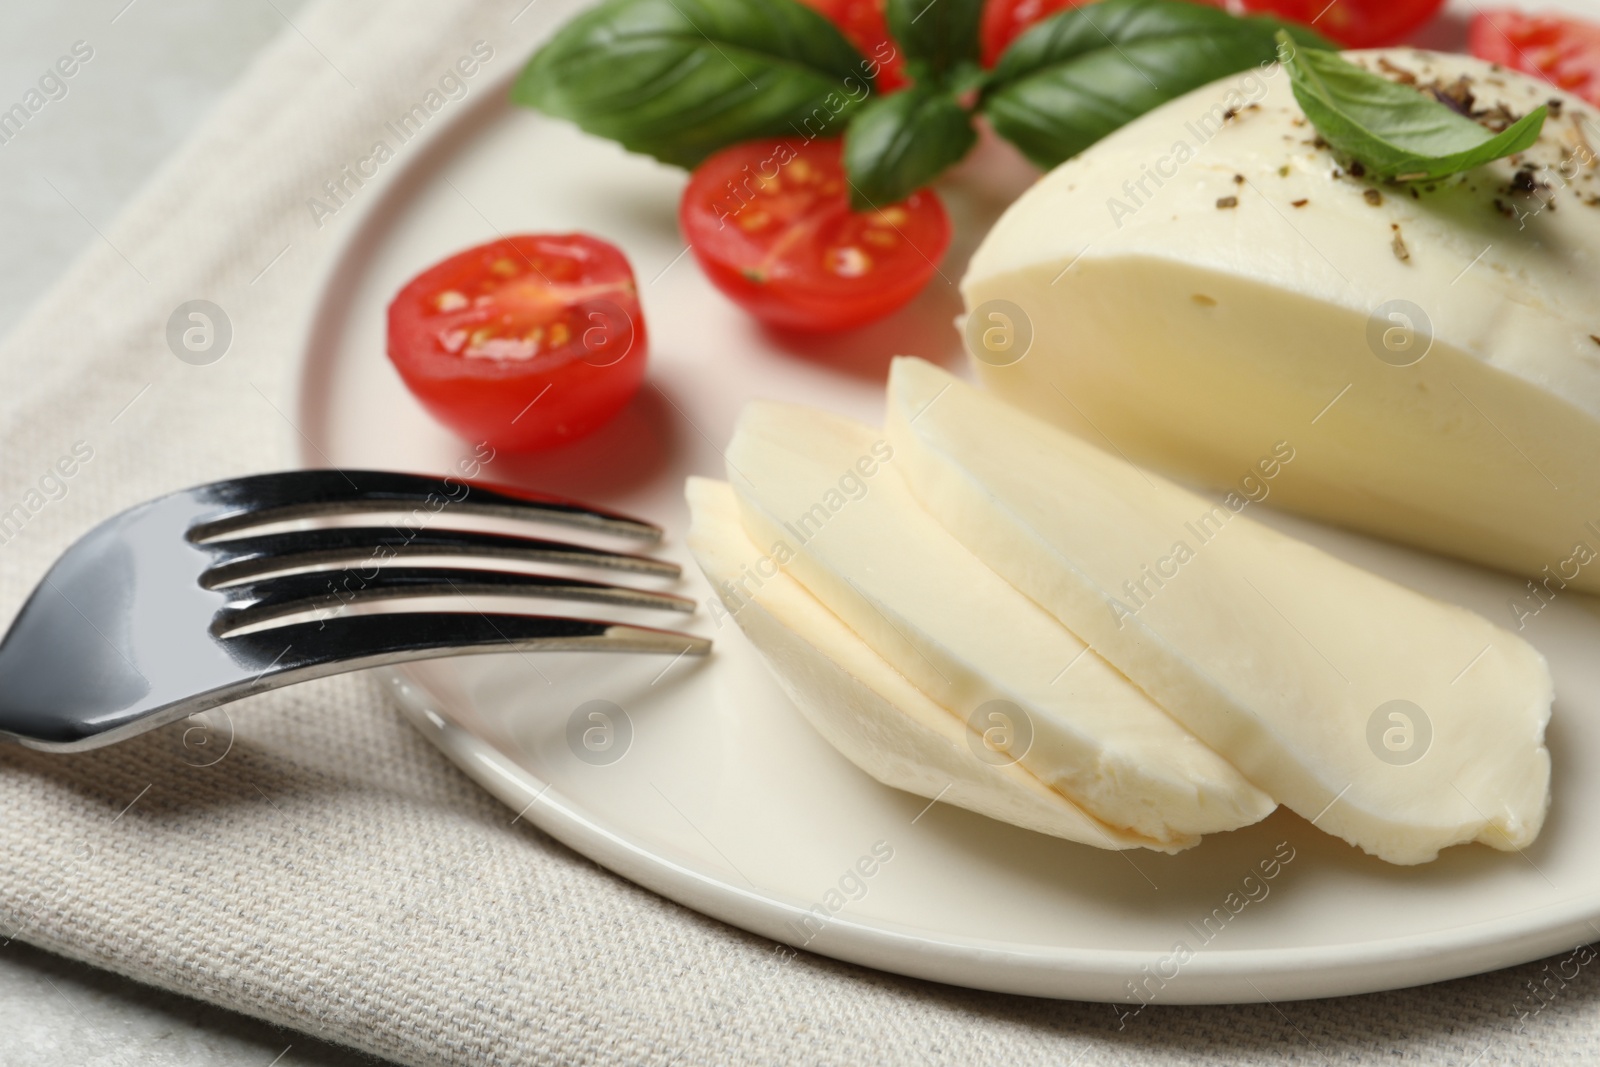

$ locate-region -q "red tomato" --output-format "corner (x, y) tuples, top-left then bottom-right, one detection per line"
(796, 0), (907, 91)
(680, 138), (952, 333)
(1470, 9), (1600, 107)
(387, 234), (647, 453)
(981, 0), (1444, 66)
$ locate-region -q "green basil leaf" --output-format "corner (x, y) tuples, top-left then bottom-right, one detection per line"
(885, 0), (984, 87)
(1275, 31), (1547, 181)
(843, 85), (976, 208)
(512, 0), (873, 169)
(981, 0), (1332, 170)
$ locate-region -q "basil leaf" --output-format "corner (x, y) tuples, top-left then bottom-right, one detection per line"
(885, 0), (984, 87)
(1275, 32), (1547, 181)
(512, 0), (873, 169)
(843, 85), (976, 208)
(981, 0), (1331, 170)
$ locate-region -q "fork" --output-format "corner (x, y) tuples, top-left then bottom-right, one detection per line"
(0, 470), (709, 752)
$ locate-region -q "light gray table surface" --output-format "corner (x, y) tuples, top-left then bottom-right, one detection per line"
(0, 2), (390, 1063)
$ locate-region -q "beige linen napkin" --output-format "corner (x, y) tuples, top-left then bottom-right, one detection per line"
(0, 1), (1595, 1063)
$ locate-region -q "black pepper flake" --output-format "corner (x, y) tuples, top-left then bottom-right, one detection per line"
(1422, 75), (1477, 118)
(1511, 169), (1539, 195)
(1493, 198), (1516, 218)
(1391, 223), (1410, 263)
(1223, 107), (1238, 122)
(1550, 98), (1565, 117)
(1591, 335), (1600, 346)
(1234, 173), (1246, 184)
(1350, 161), (1367, 178)
(1478, 102), (1525, 135)
(1291, 199), (1309, 207)
(1216, 196), (1239, 209)
(1279, 164), (1291, 176)
(1377, 57), (1419, 85)
(1410, 188), (1421, 199)
(1364, 188), (1383, 206)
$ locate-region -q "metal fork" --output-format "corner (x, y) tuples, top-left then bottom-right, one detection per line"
(0, 470), (709, 752)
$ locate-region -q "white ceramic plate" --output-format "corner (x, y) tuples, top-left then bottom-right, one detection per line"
(294, 5), (1600, 1004)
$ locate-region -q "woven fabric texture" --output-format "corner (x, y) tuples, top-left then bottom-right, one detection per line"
(0, 1), (1596, 1063)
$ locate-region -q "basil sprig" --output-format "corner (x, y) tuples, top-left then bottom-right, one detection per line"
(514, 0), (1333, 206)
(1275, 32), (1547, 181)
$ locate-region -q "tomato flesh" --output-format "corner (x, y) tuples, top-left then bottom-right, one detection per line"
(680, 138), (952, 332)
(1470, 9), (1600, 107)
(387, 234), (647, 453)
(796, 0), (907, 91)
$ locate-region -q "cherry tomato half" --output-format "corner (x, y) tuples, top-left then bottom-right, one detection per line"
(387, 234), (647, 453)
(1470, 9), (1600, 107)
(796, 0), (907, 91)
(680, 138), (952, 333)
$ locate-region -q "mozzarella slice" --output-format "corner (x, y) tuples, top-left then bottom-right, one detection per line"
(962, 48), (1600, 598)
(887, 357), (1553, 865)
(685, 476), (1174, 851)
(724, 401), (1274, 844)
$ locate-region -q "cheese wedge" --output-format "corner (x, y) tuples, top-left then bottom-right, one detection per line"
(724, 402), (1274, 844)
(887, 357), (1552, 865)
(685, 476), (1174, 851)
(962, 48), (1600, 598)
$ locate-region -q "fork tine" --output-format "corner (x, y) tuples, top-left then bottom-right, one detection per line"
(200, 527), (680, 587)
(186, 470), (661, 542)
(214, 566), (696, 633)
(220, 613), (710, 688)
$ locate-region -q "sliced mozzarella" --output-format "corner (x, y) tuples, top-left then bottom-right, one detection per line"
(887, 357), (1552, 865)
(685, 476), (1174, 851)
(723, 401), (1274, 845)
(963, 48), (1600, 598)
